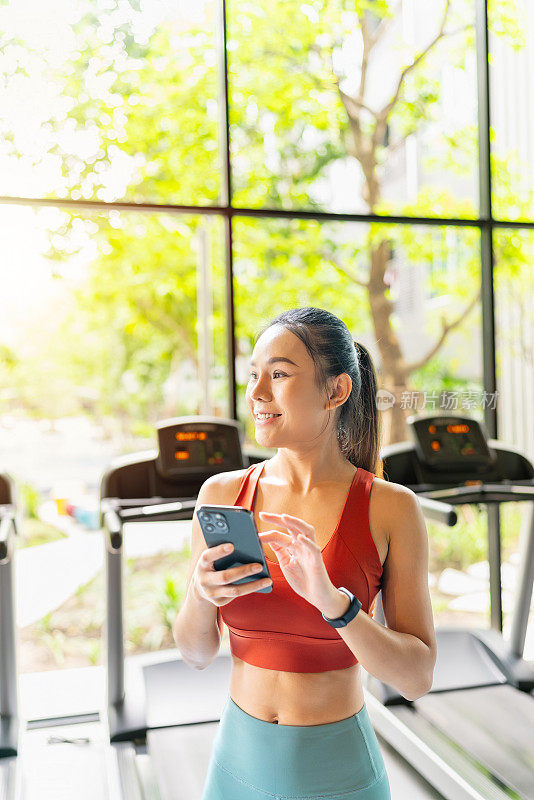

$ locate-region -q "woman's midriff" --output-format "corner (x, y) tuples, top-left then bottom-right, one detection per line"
(229, 656), (364, 725)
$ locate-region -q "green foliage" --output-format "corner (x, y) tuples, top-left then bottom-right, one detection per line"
(0, 0), (530, 442)
(157, 575), (184, 632)
(488, 0), (527, 48)
(84, 639), (102, 666)
(123, 551), (189, 652)
(35, 630), (68, 667)
(228, 0), (348, 208)
(44, 1), (220, 205)
(500, 503), (526, 561)
(410, 357), (482, 415)
(0, 343), (18, 369)
(428, 502), (524, 572)
(36, 612), (54, 634)
(491, 150), (534, 223)
(17, 518), (66, 548)
(428, 507), (488, 572)
(34, 210), (228, 428)
(19, 481), (41, 520)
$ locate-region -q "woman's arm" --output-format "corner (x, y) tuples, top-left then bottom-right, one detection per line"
(318, 483), (437, 701)
(173, 474), (237, 669)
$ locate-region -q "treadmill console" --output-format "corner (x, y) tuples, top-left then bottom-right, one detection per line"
(155, 416), (244, 479)
(410, 415), (493, 470)
(382, 413), (533, 489)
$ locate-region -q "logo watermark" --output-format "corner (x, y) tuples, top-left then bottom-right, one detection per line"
(375, 389), (498, 412)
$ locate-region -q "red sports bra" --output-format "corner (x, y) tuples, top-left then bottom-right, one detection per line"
(217, 461), (384, 672)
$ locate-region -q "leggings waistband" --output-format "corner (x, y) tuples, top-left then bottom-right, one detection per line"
(203, 694), (389, 798)
(227, 696), (370, 738)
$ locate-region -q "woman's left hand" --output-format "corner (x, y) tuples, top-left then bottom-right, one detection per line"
(258, 511), (335, 611)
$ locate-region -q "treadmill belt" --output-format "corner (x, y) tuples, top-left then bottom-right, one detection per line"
(144, 654), (231, 728)
(415, 684), (534, 799)
(148, 722), (219, 800)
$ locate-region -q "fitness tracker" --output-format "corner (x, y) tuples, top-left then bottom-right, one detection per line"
(321, 587), (362, 628)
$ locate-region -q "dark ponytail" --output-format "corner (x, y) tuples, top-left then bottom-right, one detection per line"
(349, 341), (383, 478)
(255, 308), (383, 477)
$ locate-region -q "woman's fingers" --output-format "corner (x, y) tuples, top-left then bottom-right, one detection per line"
(258, 530), (291, 546)
(259, 531), (312, 561)
(259, 510), (314, 538)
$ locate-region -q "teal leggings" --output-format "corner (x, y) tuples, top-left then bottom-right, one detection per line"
(202, 696), (391, 800)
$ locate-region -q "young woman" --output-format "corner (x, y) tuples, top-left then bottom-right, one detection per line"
(173, 307), (437, 800)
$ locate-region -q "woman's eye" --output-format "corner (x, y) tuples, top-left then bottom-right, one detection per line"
(248, 371), (285, 379)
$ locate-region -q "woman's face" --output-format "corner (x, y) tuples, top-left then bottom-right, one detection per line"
(245, 325), (336, 449)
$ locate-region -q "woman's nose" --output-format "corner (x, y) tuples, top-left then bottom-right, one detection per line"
(249, 376), (272, 400)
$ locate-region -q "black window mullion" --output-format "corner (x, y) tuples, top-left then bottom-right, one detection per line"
(476, 0), (497, 439)
(218, 0), (232, 209)
(217, 0), (237, 420)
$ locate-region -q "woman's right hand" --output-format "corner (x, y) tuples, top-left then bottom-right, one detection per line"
(193, 543), (272, 607)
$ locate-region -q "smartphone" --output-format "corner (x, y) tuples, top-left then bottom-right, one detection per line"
(196, 504), (272, 593)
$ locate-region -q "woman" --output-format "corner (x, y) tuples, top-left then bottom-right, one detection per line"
(173, 307), (437, 800)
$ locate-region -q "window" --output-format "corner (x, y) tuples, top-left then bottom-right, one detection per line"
(1, 0), (532, 666)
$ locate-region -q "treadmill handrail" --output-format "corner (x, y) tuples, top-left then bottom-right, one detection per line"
(101, 497), (198, 551)
(0, 507), (16, 563)
(102, 496), (196, 508)
(101, 501), (123, 552)
(420, 483), (534, 504)
(120, 500), (196, 520)
(417, 497), (457, 527)
(0, 501), (18, 751)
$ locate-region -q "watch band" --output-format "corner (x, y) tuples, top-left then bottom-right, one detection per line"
(321, 587), (362, 628)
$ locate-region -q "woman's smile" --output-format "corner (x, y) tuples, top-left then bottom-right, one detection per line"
(255, 412), (283, 425)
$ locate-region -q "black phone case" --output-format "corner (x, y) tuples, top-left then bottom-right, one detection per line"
(196, 504), (272, 593)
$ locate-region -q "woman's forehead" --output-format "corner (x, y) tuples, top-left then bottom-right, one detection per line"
(253, 326), (308, 363)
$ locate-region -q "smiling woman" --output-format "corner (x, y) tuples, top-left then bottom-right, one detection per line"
(182, 306), (437, 799)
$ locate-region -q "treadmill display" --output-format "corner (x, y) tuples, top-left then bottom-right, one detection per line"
(156, 419), (243, 478)
(172, 438), (224, 466)
(411, 415), (493, 469)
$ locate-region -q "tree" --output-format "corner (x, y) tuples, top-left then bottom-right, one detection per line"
(1, 0), (529, 444)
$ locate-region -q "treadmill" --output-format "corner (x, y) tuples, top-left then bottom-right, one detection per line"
(0, 473), (20, 792)
(100, 415), (459, 800)
(365, 413), (534, 800)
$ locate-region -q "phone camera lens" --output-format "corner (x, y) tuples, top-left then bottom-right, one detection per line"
(215, 520), (227, 528)
(214, 513), (225, 520)
(205, 523), (215, 532)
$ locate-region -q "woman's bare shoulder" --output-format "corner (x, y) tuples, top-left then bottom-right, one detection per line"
(203, 465), (253, 504)
(371, 475), (414, 501)
(369, 477), (417, 544)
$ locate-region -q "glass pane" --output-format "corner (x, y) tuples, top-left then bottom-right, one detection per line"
(495, 228), (534, 657)
(233, 216), (483, 444)
(229, 0), (477, 217)
(494, 229), (534, 462)
(0, 205), (226, 672)
(0, 0), (220, 205)
(490, 0), (534, 221)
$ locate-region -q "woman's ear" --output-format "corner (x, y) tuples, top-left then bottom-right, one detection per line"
(327, 374), (352, 407)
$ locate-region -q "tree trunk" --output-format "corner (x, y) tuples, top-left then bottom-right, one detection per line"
(367, 237), (410, 444)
